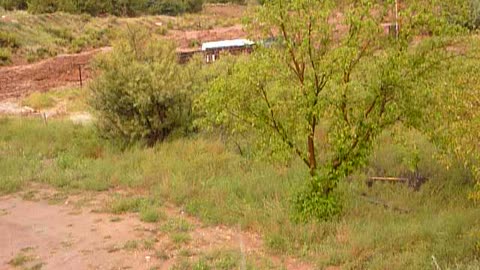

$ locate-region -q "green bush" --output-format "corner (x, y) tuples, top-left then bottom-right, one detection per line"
(184, 0), (203, 13)
(25, 46), (56, 63)
(27, 0), (58, 13)
(471, 0), (480, 29)
(0, 0), (27, 10)
(21, 92), (56, 110)
(148, 0), (186, 16)
(89, 29), (194, 146)
(0, 47), (11, 65)
(0, 31), (20, 49)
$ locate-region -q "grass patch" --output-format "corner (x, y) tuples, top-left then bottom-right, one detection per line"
(170, 232), (191, 245)
(8, 253), (32, 267)
(123, 240), (139, 250)
(142, 238), (157, 250)
(108, 196), (145, 214)
(0, 47), (12, 65)
(160, 218), (193, 233)
(21, 92), (56, 110)
(20, 87), (88, 112)
(0, 117), (479, 268)
(140, 206), (164, 223)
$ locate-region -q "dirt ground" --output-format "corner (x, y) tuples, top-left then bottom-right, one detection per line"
(0, 186), (313, 270)
(0, 25), (246, 102)
(0, 48), (109, 102)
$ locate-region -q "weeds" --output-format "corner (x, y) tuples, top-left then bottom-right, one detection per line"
(0, 118), (479, 268)
(140, 206), (163, 223)
(170, 232), (192, 245)
(8, 253), (32, 266)
(0, 47), (11, 65)
(160, 218), (193, 233)
(123, 240), (139, 250)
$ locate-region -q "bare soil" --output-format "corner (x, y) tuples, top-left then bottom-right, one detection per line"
(0, 186), (313, 270)
(0, 24), (246, 102)
(0, 48), (110, 102)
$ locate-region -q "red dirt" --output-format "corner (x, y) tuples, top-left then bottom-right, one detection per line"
(0, 24), (247, 102)
(0, 48), (110, 102)
(0, 187), (314, 270)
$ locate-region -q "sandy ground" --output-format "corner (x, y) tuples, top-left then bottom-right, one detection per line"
(0, 187), (313, 270)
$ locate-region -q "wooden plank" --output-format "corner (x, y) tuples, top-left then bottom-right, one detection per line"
(369, 176), (408, 182)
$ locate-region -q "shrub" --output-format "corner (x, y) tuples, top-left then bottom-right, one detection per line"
(148, 0), (186, 16)
(184, 0), (203, 13)
(471, 0), (480, 29)
(89, 28), (194, 146)
(0, 47), (11, 65)
(25, 46), (57, 63)
(0, 0), (27, 10)
(0, 31), (20, 49)
(27, 0), (58, 13)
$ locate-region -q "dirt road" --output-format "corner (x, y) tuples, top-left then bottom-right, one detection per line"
(0, 195), (161, 270)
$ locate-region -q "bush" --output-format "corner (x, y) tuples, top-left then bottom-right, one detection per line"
(21, 92), (56, 110)
(0, 31), (20, 49)
(0, 0), (27, 10)
(0, 47), (11, 65)
(471, 0), (480, 29)
(89, 28), (194, 146)
(148, 0), (186, 16)
(184, 0), (203, 13)
(27, 0), (58, 13)
(25, 46), (56, 63)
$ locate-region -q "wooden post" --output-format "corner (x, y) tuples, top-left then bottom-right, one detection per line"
(42, 112), (48, 126)
(395, 0), (399, 39)
(78, 64), (83, 88)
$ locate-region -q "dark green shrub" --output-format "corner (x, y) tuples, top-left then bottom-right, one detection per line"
(471, 0), (480, 29)
(148, 0), (186, 16)
(0, 0), (27, 10)
(90, 28), (194, 146)
(27, 0), (58, 13)
(0, 48), (12, 66)
(184, 0), (203, 13)
(43, 26), (74, 42)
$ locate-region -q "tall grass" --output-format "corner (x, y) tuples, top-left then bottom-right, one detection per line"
(0, 117), (478, 269)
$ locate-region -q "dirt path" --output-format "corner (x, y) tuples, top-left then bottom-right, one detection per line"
(0, 188), (313, 270)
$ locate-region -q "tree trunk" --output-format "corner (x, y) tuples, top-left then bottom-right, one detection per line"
(307, 119), (317, 176)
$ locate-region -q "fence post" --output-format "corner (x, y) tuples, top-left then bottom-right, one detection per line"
(78, 64), (83, 88)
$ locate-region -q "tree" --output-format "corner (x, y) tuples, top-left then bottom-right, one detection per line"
(420, 36), (480, 200)
(201, 0), (460, 220)
(89, 27), (193, 146)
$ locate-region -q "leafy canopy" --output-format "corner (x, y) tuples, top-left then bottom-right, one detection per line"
(89, 27), (194, 146)
(200, 0), (463, 220)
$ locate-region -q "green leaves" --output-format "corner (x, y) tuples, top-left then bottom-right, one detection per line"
(200, 0), (466, 220)
(89, 29), (193, 147)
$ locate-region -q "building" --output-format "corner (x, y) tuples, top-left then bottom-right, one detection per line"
(201, 39), (254, 63)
